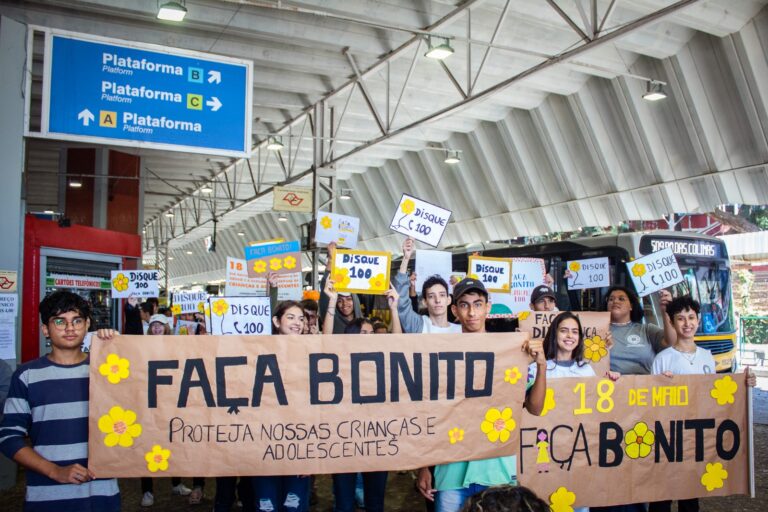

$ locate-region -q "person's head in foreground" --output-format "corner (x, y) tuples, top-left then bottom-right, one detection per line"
(530, 285), (557, 312)
(40, 291), (91, 351)
(272, 300), (305, 335)
(543, 311), (585, 363)
(666, 295), (700, 339)
(459, 485), (549, 512)
(147, 314), (171, 335)
(422, 274), (451, 317)
(451, 278), (489, 333)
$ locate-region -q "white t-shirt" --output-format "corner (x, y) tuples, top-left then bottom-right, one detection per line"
(529, 360), (596, 380)
(421, 316), (462, 334)
(651, 346), (715, 375)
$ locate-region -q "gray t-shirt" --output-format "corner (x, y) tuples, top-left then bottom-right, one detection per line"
(609, 322), (665, 375)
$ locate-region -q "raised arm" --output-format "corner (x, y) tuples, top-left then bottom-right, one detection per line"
(386, 284), (402, 334)
(322, 277), (339, 335)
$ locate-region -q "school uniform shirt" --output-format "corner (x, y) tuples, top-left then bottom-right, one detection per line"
(609, 322), (665, 375)
(651, 346), (715, 375)
(529, 360), (596, 379)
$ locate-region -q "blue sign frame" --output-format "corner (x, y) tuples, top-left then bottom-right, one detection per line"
(39, 29), (252, 157)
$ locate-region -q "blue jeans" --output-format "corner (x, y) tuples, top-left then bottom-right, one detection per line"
(435, 484), (488, 512)
(332, 471), (388, 512)
(252, 475), (310, 511)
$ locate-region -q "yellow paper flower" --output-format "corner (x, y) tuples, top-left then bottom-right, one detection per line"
(631, 263), (646, 278)
(269, 258), (283, 271)
(540, 388), (556, 416)
(550, 487), (577, 512)
(320, 216), (333, 230)
(333, 267), (351, 288)
(98, 406), (142, 448)
(253, 260), (267, 274)
(504, 367), (522, 385)
(368, 273), (387, 291)
(98, 353), (130, 384)
(469, 274), (479, 281)
(212, 298), (229, 317)
(583, 335), (608, 363)
(145, 445), (171, 473)
(283, 255), (297, 270)
(112, 273), (129, 292)
(480, 407), (516, 443)
(400, 199), (415, 215)
(710, 376), (738, 405)
(701, 462), (728, 491)
(624, 421), (654, 459)
(569, 261), (581, 272)
(517, 310), (530, 321)
(179, 326), (189, 335)
(171, 304), (182, 316)
(501, 283), (510, 291)
(448, 428), (464, 445)
(197, 302), (205, 313)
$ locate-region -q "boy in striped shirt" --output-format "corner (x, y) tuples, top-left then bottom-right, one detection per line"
(0, 291), (120, 511)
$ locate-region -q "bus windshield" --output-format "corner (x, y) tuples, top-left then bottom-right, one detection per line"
(671, 261), (733, 335)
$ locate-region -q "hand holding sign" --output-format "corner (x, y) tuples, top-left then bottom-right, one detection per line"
(331, 250), (391, 295)
(110, 270), (159, 298)
(467, 256), (512, 293)
(626, 248), (683, 297)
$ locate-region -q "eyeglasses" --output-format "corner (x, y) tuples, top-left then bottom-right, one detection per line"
(50, 317), (87, 331)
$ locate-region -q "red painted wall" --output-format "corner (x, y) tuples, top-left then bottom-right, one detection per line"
(108, 151), (140, 234)
(65, 148), (95, 226)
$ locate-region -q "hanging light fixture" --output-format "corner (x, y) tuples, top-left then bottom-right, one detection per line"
(165, 211), (175, 217)
(278, 213), (289, 223)
(339, 188), (352, 200)
(200, 185), (213, 193)
(157, 1), (187, 21)
(444, 150), (461, 164)
(68, 179), (83, 188)
(425, 36), (454, 60)
(643, 80), (667, 101)
(237, 231), (245, 236)
(267, 136), (284, 151)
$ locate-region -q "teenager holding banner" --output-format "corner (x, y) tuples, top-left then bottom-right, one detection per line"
(394, 238), (461, 334)
(417, 278), (547, 512)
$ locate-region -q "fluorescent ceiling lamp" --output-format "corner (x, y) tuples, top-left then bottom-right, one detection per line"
(267, 136), (284, 151)
(425, 37), (454, 60)
(444, 150), (461, 164)
(157, 1), (187, 21)
(339, 188), (352, 200)
(44, 210), (54, 214)
(68, 179), (82, 188)
(165, 211), (174, 217)
(278, 213), (288, 222)
(186, 250), (193, 255)
(237, 231), (245, 236)
(168, 256), (174, 260)
(200, 185), (213, 193)
(643, 81), (667, 101)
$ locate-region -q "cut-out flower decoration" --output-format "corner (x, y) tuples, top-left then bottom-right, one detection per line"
(212, 299), (229, 317)
(549, 487), (576, 512)
(540, 388), (556, 416)
(269, 258), (283, 271)
(98, 354), (130, 384)
(701, 462), (728, 491)
(197, 302), (205, 313)
(320, 216), (333, 230)
(480, 407), (516, 443)
(98, 406), (142, 448)
(583, 335), (608, 363)
(253, 260), (267, 273)
(569, 262), (581, 272)
(368, 273), (387, 291)
(501, 283), (510, 291)
(711, 376), (738, 405)
(448, 428), (464, 445)
(624, 421), (654, 459)
(145, 445), (171, 473)
(504, 367), (522, 385)
(112, 273), (129, 292)
(469, 274), (480, 281)
(283, 255), (297, 270)
(171, 304), (181, 316)
(400, 199), (415, 215)
(631, 263), (646, 278)
(332, 267), (351, 288)
(517, 311), (530, 321)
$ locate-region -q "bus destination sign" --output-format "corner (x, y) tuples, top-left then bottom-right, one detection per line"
(639, 236), (722, 258)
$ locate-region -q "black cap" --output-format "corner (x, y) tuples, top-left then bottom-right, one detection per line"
(530, 285), (556, 304)
(453, 278), (488, 301)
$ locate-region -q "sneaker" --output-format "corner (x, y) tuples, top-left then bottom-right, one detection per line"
(172, 483), (192, 496)
(141, 491), (155, 507)
(189, 486), (203, 505)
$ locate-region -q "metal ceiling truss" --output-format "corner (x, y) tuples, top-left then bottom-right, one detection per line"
(144, 0), (700, 257)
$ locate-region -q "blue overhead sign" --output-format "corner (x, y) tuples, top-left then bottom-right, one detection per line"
(42, 31), (252, 157)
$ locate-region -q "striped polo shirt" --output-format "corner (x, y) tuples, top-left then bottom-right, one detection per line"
(0, 356), (120, 511)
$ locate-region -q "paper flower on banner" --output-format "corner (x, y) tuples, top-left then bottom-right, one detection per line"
(504, 367), (522, 385)
(197, 302), (205, 314)
(701, 462), (728, 491)
(517, 311), (530, 321)
(269, 258), (283, 271)
(171, 304), (181, 316)
(448, 428), (464, 445)
(540, 388), (556, 416)
(368, 273), (387, 291)
(332, 268), (351, 288)
(710, 376), (738, 405)
(253, 260), (267, 274)
(145, 445), (171, 473)
(320, 216), (333, 230)
(283, 255), (297, 270)
(98, 406), (142, 448)
(98, 354), (130, 384)
(583, 335), (608, 363)
(112, 273), (129, 292)
(624, 421), (654, 459)
(569, 261), (581, 272)
(480, 407), (515, 443)
(631, 263), (646, 278)
(549, 487), (576, 512)
(400, 199), (415, 215)
(212, 299), (229, 317)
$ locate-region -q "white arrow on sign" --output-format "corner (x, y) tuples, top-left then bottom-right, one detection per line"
(207, 70), (221, 84)
(77, 108), (94, 126)
(206, 97), (222, 112)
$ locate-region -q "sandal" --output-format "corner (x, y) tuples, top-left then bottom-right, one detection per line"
(189, 487), (203, 505)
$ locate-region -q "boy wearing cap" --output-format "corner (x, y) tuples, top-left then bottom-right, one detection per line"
(417, 278), (547, 512)
(529, 285), (558, 312)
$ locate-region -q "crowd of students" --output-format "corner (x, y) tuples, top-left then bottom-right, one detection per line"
(0, 237), (757, 512)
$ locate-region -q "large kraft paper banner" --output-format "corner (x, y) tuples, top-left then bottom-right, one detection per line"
(518, 374), (751, 508)
(88, 332), (531, 477)
(518, 311), (611, 377)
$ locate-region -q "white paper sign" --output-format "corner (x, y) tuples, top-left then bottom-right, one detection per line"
(276, 273), (303, 301)
(226, 257), (264, 297)
(315, 210), (360, 248)
(110, 270), (159, 298)
(174, 319), (198, 335)
(488, 258), (545, 318)
(209, 296), (272, 336)
(566, 257), (610, 290)
(0, 294), (18, 317)
(331, 250), (391, 295)
(626, 248), (684, 297)
(172, 291), (209, 315)
(389, 194), (452, 247)
(0, 318), (16, 360)
(468, 256), (512, 293)
(415, 250), (453, 294)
